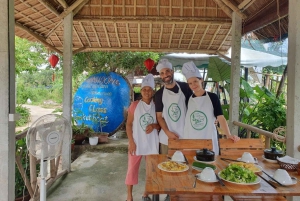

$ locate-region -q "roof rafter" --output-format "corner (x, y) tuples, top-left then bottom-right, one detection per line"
(218, 26), (231, 50)
(91, 22), (101, 47)
(102, 23), (111, 47)
(188, 24), (199, 49)
(207, 25), (221, 49)
(138, 23), (141, 48)
(114, 23), (121, 47)
(198, 24), (210, 49)
(149, 23), (152, 48)
(238, 0), (256, 10)
(15, 22), (62, 54)
(73, 26), (84, 47)
(220, 0), (247, 19)
(178, 24), (187, 48)
(73, 47), (87, 54)
(212, 0), (232, 19)
(168, 24), (175, 48)
(60, 0), (89, 19)
(79, 22), (91, 47)
(45, 21), (62, 38)
(38, 0), (60, 16)
(126, 23), (131, 48)
(159, 24), (163, 48)
(56, 0), (68, 9)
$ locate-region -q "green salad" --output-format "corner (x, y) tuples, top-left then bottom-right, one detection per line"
(220, 164), (257, 183)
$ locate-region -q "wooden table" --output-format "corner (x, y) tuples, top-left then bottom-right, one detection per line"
(145, 154), (300, 200)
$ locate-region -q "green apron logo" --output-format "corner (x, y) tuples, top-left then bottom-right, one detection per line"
(139, 113), (154, 131)
(190, 111), (207, 130)
(168, 103), (181, 122)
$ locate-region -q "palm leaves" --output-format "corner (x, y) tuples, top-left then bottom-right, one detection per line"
(207, 57), (231, 82)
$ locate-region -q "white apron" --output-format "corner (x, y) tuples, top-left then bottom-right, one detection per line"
(132, 100), (159, 155)
(183, 92), (219, 155)
(159, 82), (186, 145)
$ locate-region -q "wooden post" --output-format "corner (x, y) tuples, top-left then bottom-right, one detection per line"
(15, 155), (34, 198)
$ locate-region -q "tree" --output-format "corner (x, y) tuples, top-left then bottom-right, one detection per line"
(15, 37), (48, 74)
(72, 51), (163, 76)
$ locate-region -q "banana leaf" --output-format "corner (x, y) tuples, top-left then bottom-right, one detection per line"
(207, 57), (231, 82)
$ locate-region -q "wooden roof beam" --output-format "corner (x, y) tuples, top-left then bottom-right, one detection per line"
(102, 23), (111, 47)
(178, 24), (187, 48)
(15, 22), (62, 54)
(54, 33), (63, 46)
(114, 23), (121, 47)
(74, 0), (89, 16)
(217, 51), (231, 62)
(73, 47), (87, 54)
(138, 23), (141, 48)
(73, 26), (84, 47)
(38, 0), (60, 17)
(188, 24), (199, 49)
(220, 0), (247, 19)
(45, 21), (62, 38)
(79, 22), (91, 47)
(207, 25), (221, 49)
(82, 47), (221, 54)
(74, 17), (231, 25)
(197, 25), (210, 49)
(56, 0), (68, 9)
(243, 0), (288, 34)
(218, 26), (231, 50)
(159, 24), (163, 48)
(212, 0), (232, 19)
(168, 24), (175, 48)
(238, 0), (256, 11)
(60, 0), (89, 19)
(149, 23), (152, 48)
(91, 22), (101, 47)
(126, 23), (131, 48)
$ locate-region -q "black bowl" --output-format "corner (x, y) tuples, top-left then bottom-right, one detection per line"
(196, 148), (215, 161)
(264, 147), (284, 160)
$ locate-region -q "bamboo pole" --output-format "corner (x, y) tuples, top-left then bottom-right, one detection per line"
(46, 169), (68, 189)
(50, 159), (56, 178)
(15, 155), (35, 198)
(29, 154), (37, 195)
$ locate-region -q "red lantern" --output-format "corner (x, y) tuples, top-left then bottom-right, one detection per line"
(49, 54), (59, 68)
(144, 58), (155, 72)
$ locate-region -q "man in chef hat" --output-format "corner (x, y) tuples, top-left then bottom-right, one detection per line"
(125, 74), (161, 201)
(154, 59), (193, 153)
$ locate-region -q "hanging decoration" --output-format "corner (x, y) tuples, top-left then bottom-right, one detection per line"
(48, 54), (59, 81)
(144, 58), (155, 72)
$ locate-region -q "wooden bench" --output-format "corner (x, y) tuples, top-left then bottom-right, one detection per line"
(168, 139), (223, 201)
(219, 138), (287, 201)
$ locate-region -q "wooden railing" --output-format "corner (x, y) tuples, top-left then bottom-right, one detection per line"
(232, 121), (286, 149)
(15, 128), (69, 201)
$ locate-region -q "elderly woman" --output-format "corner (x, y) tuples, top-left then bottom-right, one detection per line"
(182, 61), (240, 155)
(125, 74), (160, 201)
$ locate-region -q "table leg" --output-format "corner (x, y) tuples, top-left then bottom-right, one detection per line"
(152, 194), (159, 201)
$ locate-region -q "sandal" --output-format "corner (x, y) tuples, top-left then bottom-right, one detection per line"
(142, 196), (151, 201)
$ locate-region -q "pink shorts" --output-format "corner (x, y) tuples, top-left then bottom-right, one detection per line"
(125, 154), (145, 185)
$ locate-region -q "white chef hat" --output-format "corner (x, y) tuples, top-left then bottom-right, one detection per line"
(156, 59), (172, 73)
(141, 74), (155, 89)
(182, 61), (202, 80)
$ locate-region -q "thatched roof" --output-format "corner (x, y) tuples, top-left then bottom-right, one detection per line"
(14, 0), (288, 55)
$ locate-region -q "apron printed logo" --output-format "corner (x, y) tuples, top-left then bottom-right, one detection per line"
(139, 113), (154, 131)
(168, 103), (181, 122)
(190, 111), (207, 130)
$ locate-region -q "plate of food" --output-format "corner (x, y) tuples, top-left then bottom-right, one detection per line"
(158, 161), (189, 172)
(230, 162), (263, 173)
(193, 156), (216, 164)
(218, 164), (261, 185)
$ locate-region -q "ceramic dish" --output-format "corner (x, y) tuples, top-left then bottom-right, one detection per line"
(262, 155), (278, 163)
(237, 157), (258, 164)
(193, 156), (216, 163)
(196, 173), (218, 183)
(269, 175), (298, 186)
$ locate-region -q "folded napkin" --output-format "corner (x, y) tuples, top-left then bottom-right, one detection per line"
(277, 155), (300, 164)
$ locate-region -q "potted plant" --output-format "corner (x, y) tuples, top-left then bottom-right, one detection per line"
(72, 122), (90, 145)
(97, 114), (109, 143)
(87, 131), (98, 146)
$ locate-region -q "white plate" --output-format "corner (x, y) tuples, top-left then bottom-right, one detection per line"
(218, 172), (261, 185)
(269, 175), (298, 186)
(237, 157), (258, 164)
(196, 173), (218, 183)
(193, 156), (216, 163)
(157, 161), (189, 172)
(171, 159), (186, 163)
(262, 155), (278, 163)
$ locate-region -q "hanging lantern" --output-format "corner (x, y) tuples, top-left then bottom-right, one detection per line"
(144, 58), (155, 72)
(49, 54), (59, 68)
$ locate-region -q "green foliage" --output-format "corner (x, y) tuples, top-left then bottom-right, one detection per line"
(207, 57), (231, 82)
(15, 37), (48, 74)
(72, 51), (163, 77)
(16, 105), (30, 127)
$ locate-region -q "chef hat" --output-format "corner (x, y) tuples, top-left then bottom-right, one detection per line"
(156, 59), (172, 73)
(182, 61), (202, 80)
(141, 74), (155, 89)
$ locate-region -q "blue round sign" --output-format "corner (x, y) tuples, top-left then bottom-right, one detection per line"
(72, 72), (131, 134)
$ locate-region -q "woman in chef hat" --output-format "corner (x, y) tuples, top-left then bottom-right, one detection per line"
(125, 74), (160, 201)
(182, 61), (240, 155)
